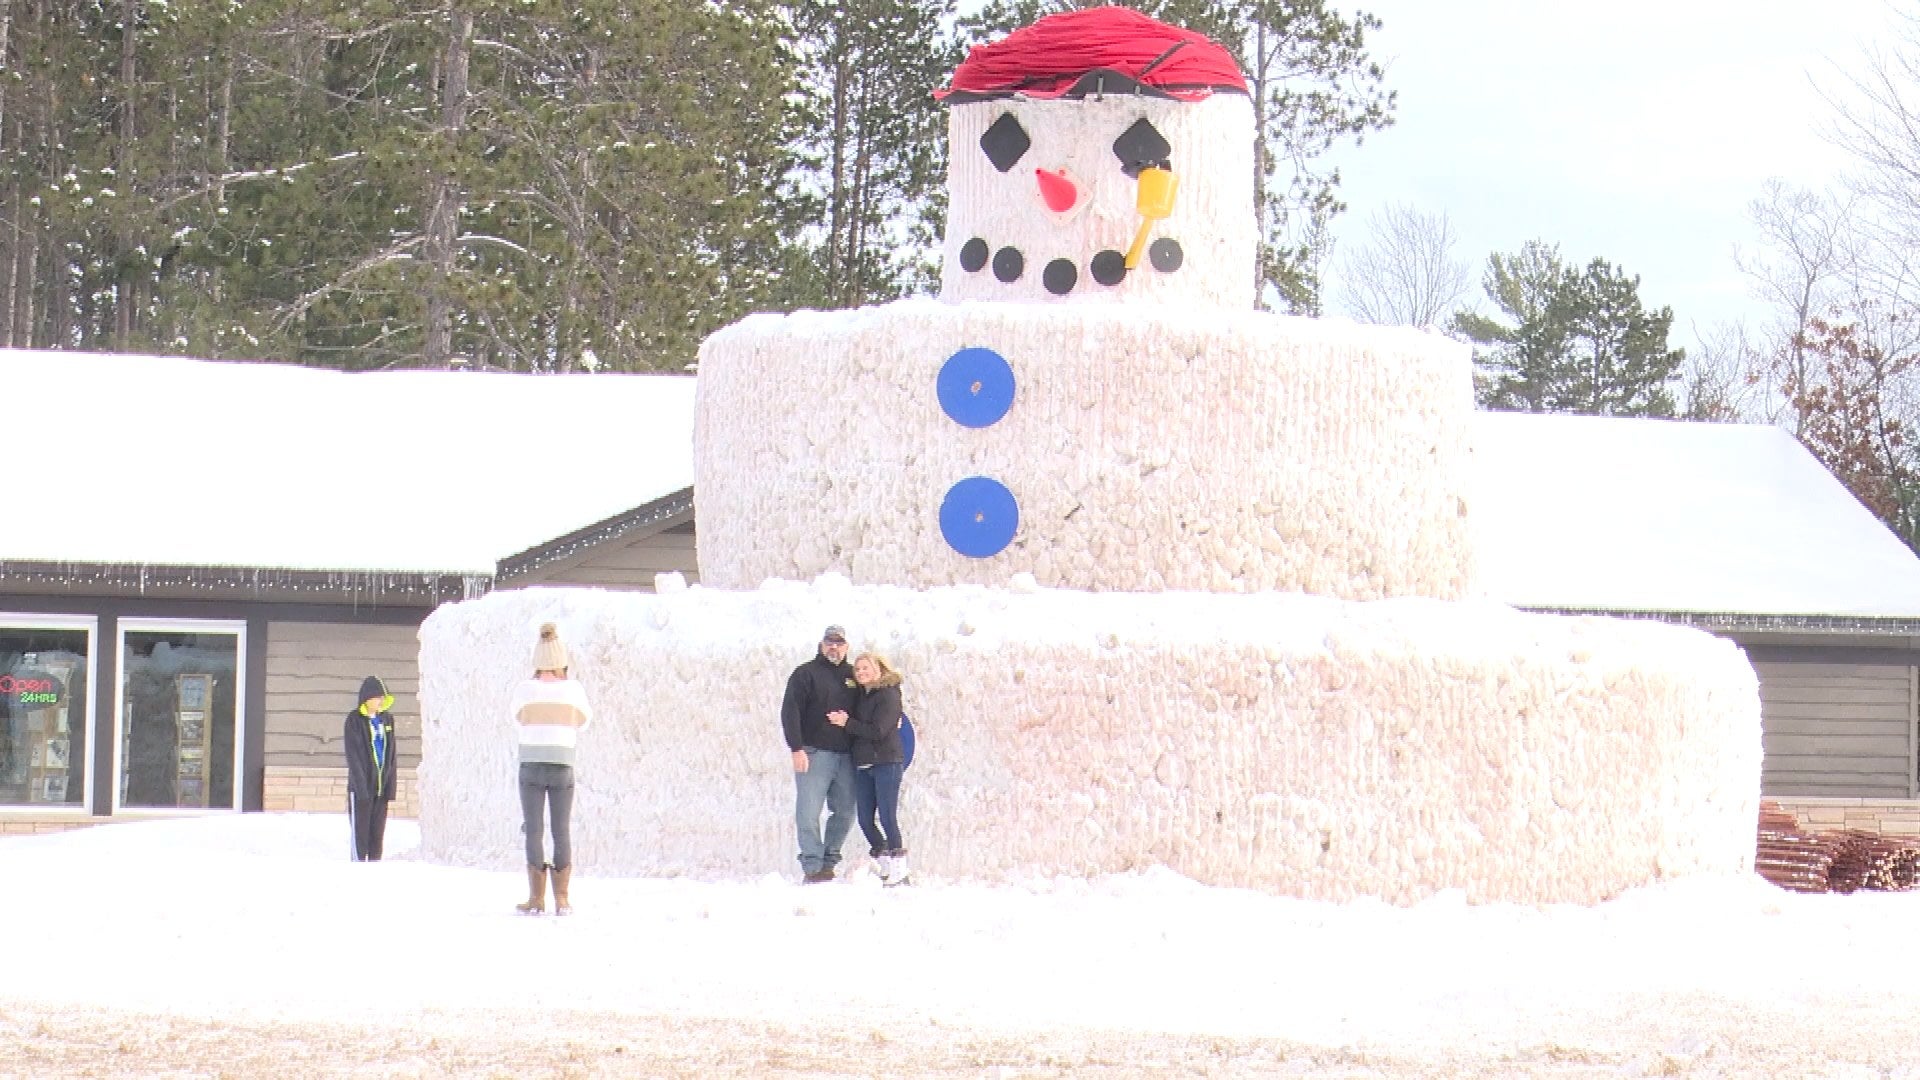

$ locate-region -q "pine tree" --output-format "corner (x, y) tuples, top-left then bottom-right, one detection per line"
(128, 0), (804, 372)
(1455, 241), (1684, 417)
(0, 0), (172, 350)
(782, 0), (958, 308)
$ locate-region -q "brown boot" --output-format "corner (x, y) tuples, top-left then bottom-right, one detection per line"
(552, 865), (573, 916)
(515, 863), (548, 915)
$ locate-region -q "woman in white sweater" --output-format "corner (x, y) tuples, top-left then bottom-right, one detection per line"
(509, 622), (593, 915)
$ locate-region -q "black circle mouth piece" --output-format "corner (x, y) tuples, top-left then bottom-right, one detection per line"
(1089, 250), (1128, 287)
(992, 245), (1025, 283)
(956, 242), (1179, 288)
(959, 237), (990, 273)
(1042, 258), (1078, 296)
(1148, 237), (1184, 274)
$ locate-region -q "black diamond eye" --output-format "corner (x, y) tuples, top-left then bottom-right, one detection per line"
(1112, 118), (1171, 177)
(980, 113), (1031, 173)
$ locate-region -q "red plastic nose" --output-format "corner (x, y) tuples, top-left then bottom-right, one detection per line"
(1035, 168), (1078, 213)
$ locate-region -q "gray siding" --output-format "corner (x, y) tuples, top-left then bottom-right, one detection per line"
(506, 521), (698, 590)
(264, 621), (421, 768)
(1735, 632), (1920, 651)
(1756, 660), (1916, 798)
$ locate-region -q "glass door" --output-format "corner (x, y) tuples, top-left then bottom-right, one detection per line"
(0, 616), (95, 812)
(115, 620), (244, 812)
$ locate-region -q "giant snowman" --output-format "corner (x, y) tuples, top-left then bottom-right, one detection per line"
(417, 8), (1762, 904)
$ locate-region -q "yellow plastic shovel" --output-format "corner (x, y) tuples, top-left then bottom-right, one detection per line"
(1124, 167), (1179, 270)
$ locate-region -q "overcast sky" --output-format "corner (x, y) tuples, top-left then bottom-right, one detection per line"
(1321, 0), (1901, 347)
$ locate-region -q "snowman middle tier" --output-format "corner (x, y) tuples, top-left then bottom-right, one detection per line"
(694, 298), (1478, 599)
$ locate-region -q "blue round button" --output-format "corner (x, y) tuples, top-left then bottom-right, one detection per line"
(939, 477), (1019, 558)
(937, 347), (1016, 428)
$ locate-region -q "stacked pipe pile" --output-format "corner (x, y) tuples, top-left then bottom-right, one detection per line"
(1755, 802), (1839, 893)
(1755, 802), (1920, 894)
(1828, 830), (1920, 893)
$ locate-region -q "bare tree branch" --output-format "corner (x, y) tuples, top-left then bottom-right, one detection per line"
(1332, 202), (1471, 327)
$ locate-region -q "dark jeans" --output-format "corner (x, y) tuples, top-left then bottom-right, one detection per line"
(519, 761), (576, 870)
(854, 761), (905, 854)
(348, 790), (390, 861)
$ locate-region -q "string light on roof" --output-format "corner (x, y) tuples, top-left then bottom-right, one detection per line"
(0, 561), (485, 603)
(495, 493), (692, 580)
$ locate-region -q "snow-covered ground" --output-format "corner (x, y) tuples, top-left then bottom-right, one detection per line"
(4, 814), (1919, 1078)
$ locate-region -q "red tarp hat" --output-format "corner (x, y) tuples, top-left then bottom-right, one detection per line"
(936, 6), (1249, 104)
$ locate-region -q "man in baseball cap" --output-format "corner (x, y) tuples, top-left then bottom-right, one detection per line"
(780, 623), (858, 882)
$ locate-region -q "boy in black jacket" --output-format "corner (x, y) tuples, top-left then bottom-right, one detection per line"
(345, 675), (399, 861)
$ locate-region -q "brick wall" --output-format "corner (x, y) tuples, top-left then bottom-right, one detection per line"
(1767, 797), (1920, 837)
(0, 816), (113, 836)
(0, 767), (419, 836)
(262, 766), (420, 819)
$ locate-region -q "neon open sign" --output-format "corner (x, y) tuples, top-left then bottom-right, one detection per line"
(1, 672), (63, 707)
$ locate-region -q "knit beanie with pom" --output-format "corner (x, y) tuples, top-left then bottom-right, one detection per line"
(531, 622), (571, 674)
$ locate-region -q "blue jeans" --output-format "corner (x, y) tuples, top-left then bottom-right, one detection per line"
(855, 762), (905, 854)
(794, 748), (855, 873)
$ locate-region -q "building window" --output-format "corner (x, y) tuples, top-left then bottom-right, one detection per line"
(117, 622), (243, 811)
(0, 619), (93, 810)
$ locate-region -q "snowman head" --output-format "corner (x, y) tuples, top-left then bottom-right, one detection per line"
(935, 7), (1256, 310)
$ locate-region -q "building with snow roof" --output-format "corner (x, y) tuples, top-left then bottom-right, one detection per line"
(3, 350), (1916, 836)
(1473, 411), (1920, 833)
(0, 351), (695, 830)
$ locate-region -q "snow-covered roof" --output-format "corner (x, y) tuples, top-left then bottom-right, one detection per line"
(1473, 410), (1920, 619)
(0, 350), (694, 576)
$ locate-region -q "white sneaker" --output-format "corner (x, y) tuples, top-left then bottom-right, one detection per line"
(884, 850), (910, 887)
(875, 853), (895, 882)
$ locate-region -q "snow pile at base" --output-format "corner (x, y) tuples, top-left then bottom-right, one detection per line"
(11, 812), (1920, 1075)
(417, 576), (1760, 904)
(695, 300), (1476, 601)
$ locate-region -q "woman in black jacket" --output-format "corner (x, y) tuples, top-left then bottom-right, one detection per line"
(831, 652), (910, 885)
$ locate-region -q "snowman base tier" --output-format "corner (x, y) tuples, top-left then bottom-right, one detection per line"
(416, 581), (1760, 905)
(694, 298), (1477, 600)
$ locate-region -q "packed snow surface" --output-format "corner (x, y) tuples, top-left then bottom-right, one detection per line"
(418, 577), (1760, 905)
(3, 813), (1919, 1077)
(695, 299), (1476, 600)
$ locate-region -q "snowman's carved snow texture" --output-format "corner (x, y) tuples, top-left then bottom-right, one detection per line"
(418, 7), (1763, 909)
(936, 7), (1257, 310)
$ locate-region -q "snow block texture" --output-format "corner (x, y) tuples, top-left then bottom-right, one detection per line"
(694, 300), (1478, 600)
(417, 579), (1762, 905)
(939, 96), (1257, 310)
